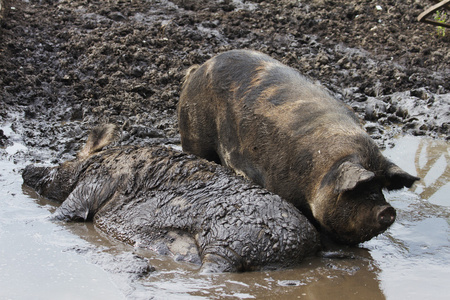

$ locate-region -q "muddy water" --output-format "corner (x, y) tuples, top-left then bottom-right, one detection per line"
(0, 135), (448, 300)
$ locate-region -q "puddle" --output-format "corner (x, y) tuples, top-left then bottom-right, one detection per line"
(0, 123), (28, 155)
(364, 135), (450, 300)
(383, 135), (449, 207)
(0, 135), (448, 299)
(0, 160), (126, 300)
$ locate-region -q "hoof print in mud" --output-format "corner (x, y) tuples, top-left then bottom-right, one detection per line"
(22, 124), (320, 273)
(178, 50), (420, 245)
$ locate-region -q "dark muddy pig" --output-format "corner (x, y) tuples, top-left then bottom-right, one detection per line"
(22, 125), (319, 273)
(178, 50), (419, 245)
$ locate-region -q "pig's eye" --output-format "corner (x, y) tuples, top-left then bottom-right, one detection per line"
(353, 181), (383, 199)
(368, 190), (382, 201)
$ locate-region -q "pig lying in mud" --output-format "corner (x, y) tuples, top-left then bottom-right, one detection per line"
(22, 124), (320, 273)
(178, 49), (419, 245)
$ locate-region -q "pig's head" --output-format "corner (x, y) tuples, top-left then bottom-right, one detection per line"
(22, 124), (119, 203)
(313, 160), (419, 245)
(23, 162), (79, 202)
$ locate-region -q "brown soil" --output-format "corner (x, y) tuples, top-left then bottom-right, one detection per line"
(0, 0), (449, 162)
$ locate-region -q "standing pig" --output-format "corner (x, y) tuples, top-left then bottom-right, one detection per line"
(178, 49), (419, 245)
(22, 124), (319, 272)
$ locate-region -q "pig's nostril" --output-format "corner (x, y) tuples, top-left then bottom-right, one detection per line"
(377, 206), (396, 226)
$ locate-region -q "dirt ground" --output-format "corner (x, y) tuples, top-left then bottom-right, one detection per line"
(0, 0), (449, 163)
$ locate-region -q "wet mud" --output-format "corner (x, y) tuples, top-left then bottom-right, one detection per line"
(0, 0), (449, 299)
(0, 0), (449, 165)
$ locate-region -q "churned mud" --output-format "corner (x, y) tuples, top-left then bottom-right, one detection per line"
(0, 0), (449, 299)
(0, 0), (448, 163)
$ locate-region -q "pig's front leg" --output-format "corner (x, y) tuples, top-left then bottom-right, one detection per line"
(53, 176), (122, 221)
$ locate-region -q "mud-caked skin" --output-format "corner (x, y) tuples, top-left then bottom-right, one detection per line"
(22, 125), (320, 273)
(178, 50), (419, 245)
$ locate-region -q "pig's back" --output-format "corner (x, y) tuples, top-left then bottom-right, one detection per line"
(209, 50), (363, 137)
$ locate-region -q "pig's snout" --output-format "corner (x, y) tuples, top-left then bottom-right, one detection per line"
(376, 205), (396, 227)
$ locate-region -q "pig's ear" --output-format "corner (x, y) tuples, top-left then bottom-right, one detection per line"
(385, 164), (419, 190)
(335, 161), (375, 193)
(78, 124), (120, 159)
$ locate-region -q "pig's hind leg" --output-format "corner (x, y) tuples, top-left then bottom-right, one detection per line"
(199, 253), (240, 273)
(198, 241), (248, 273)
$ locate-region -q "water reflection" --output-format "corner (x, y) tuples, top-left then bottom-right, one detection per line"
(413, 138), (450, 203)
(383, 136), (450, 207)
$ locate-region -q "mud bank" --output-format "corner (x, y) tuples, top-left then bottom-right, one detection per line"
(0, 0), (449, 165)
